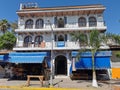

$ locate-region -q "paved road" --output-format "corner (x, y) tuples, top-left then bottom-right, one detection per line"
(0, 77), (119, 90)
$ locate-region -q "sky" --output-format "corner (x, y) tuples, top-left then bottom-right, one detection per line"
(0, 0), (119, 34)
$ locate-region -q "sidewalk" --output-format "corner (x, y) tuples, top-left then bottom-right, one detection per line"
(0, 77), (117, 90)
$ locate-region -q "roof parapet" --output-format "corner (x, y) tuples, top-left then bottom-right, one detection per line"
(20, 2), (39, 10)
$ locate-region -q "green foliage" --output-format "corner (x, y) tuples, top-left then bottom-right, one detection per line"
(71, 32), (88, 46)
(116, 52), (120, 58)
(10, 21), (18, 34)
(113, 34), (120, 44)
(106, 32), (120, 45)
(0, 31), (16, 50)
(71, 32), (88, 58)
(89, 30), (101, 52)
(0, 19), (10, 33)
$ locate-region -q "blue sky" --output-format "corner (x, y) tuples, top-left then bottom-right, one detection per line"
(0, 0), (119, 34)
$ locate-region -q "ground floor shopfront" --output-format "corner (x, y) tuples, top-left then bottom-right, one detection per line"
(0, 51), (111, 80)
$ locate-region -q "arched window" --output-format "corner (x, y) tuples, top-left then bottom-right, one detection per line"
(24, 36), (32, 47)
(25, 19), (33, 29)
(78, 17), (86, 27)
(34, 35), (43, 45)
(58, 35), (64, 41)
(89, 17), (97, 27)
(35, 19), (44, 29)
(57, 18), (64, 28)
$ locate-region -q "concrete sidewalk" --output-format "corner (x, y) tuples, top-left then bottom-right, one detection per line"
(0, 78), (117, 90)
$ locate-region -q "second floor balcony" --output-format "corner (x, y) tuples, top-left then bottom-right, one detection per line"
(13, 41), (109, 51)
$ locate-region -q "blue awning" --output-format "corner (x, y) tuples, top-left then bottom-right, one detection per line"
(9, 52), (49, 64)
(75, 57), (111, 69)
(10, 56), (45, 63)
(75, 57), (92, 69)
(71, 51), (111, 70)
(95, 57), (111, 69)
(0, 54), (9, 62)
(72, 51), (112, 57)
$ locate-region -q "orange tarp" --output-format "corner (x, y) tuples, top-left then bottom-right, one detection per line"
(112, 68), (120, 79)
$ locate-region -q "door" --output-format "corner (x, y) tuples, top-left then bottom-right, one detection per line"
(55, 55), (67, 75)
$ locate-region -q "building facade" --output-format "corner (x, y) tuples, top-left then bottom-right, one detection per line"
(9, 3), (111, 79)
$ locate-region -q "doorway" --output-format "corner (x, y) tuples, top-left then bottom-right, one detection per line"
(55, 55), (67, 75)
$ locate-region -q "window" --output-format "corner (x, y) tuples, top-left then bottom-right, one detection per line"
(58, 35), (64, 41)
(78, 17), (86, 27)
(54, 17), (57, 28)
(89, 17), (97, 27)
(35, 35), (43, 44)
(24, 36), (32, 47)
(54, 35), (57, 41)
(25, 19), (33, 29)
(64, 17), (67, 25)
(35, 19), (44, 29)
(57, 18), (64, 28)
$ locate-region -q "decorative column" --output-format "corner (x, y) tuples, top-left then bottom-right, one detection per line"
(86, 16), (89, 27)
(72, 57), (76, 71)
(66, 52), (70, 76)
(33, 19), (36, 29)
(18, 34), (23, 47)
(32, 34), (35, 48)
(52, 58), (55, 77)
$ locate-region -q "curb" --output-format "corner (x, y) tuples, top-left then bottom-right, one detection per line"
(0, 86), (81, 90)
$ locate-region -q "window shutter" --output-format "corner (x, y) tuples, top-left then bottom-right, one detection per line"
(64, 16), (67, 25)
(65, 34), (67, 41)
(54, 34), (57, 41)
(54, 17), (57, 27)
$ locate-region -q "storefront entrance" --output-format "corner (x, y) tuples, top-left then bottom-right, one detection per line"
(55, 55), (67, 75)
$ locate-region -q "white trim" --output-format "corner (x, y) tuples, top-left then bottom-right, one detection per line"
(17, 8), (105, 14)
(15, 26), (107, 32)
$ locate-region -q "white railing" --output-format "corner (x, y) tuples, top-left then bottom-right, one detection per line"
(17, 22), (106, 30)
(14, 41), (110, 51)
(14, 41), (80, 50)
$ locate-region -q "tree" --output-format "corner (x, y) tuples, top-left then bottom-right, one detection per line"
(0, 19), (10, 34)
(106, 32), (120, 60)
(89, 30), (103, 87)
(10, 20), (18, 34)
(71, 30), (106, 87)
(71, 32), (88, 71)
(71, 32), (88, 46)
(0, 31), (16, 50)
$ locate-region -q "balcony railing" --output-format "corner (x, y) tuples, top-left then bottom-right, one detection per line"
(14, 41), (109, 51)
(17, 22), (106, 30)
(15, 41), (79, 49)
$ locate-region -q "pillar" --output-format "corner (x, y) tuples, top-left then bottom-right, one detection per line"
(72, 57), (76, 71)
(66, 53), (71, 76)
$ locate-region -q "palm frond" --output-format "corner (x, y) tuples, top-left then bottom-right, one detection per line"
(89, 30), (101, 49)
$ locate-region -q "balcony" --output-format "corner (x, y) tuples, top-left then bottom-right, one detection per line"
(13, 40), (109, 51)
(16, 22), (107, 33)
(13, 41), (80, 51)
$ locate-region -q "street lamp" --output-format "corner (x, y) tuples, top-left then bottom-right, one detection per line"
(47, 19), (54, 87)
